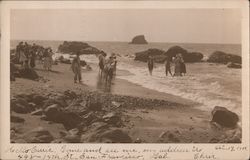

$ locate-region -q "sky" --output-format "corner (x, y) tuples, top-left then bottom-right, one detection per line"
(10, 9), (241, 44)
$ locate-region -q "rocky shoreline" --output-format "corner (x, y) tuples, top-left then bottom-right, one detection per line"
(11, 88), (241, 143)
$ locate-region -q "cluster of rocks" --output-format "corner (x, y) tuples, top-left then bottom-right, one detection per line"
(57, 41), (105, 55)
(11, 90), (171, 143)
(134, 46), (204, 63)
(134, 46), (242, 69)
(10, 89), (183, 143)
(207, 51), (242, 69)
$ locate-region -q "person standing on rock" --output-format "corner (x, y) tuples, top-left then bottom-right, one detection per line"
(147, 55), (154, 75)
(71, 52), (82, 83)
(165, 55), (172, 76)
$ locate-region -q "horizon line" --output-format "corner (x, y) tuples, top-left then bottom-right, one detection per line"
(10, 39), (241, 45)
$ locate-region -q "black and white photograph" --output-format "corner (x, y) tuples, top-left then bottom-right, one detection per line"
(1, 0), (249, 159)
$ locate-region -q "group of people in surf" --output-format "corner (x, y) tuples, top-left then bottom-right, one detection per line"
(15, 41), (54, 71)
(98, 51), (117, 81)
(148, 53), (186, 76)
(71, 51), (117, 84)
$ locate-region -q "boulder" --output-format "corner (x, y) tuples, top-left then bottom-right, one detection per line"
(11, 115), (25, 123)
(134, 46), (203, 63)
(82, 112), (101, 125)
(130, 35), (148, 44)
(11, 102), (30, 114)
(22, 127), (54, 143)
(211, 106), (239, 128)
(227, 62), (241, 69)
(158, 131), (180, 143)
(32, 95), (46, 106)
(134, 48), (165, 63)
(88, 101), (102, 111)
(98, 128), (132, 143)
(44, 104), (82, 130)
(58, 41), (103, 55)
(44, 104), (62, 122)
(165, 46), (203, 62)
(207, 51), (241, 64)
(80, 122), (109, 142)
(19, 68), (39, 80)
(103, 112), (122, 127)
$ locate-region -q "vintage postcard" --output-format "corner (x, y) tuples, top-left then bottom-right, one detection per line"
(1, 0), (249, 160)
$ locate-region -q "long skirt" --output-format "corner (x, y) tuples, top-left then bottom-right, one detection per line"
(44, 57), (52, 70)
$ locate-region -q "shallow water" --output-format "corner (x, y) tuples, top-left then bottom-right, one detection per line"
(11, 40), (242, 114)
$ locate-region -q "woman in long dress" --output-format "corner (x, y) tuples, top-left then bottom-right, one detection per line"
(43, 48), (53, 71)
(173, 54), (182, 76)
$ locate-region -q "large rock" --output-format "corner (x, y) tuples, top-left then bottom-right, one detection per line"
(165, 46), (203, 62)
(98, 128), (132, 143)
(11, 98), (31, 113)
(19, 68), (39, 80)
(134, 46), (203, 63)
(58, 41), (103, 55)
(207, 51), (241, 64)
(211, 106), (239, 128)
(134, 48), (166, 63)
(22, 127), (54, 143)
(44, 104), (82, 130)
(130, 35), (148, 44)
(227, 62), (241, 69)
(103, 112), (123, 127)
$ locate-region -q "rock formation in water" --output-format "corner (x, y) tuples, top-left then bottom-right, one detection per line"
(58, 41), (104, 55)
(207, 51), (241, 64)
(134, 48), (165, 63)
(130, 35), (148, 44)
(134, 46), (204, 63)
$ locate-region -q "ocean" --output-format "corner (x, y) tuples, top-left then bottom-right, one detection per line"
(11, 40), (242, 115)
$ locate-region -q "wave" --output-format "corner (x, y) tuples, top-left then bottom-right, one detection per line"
(116, 61), (241, 114)
(54, 53), (241, 114)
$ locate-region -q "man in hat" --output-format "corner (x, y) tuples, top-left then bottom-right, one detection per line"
(71, 51), (82, 83)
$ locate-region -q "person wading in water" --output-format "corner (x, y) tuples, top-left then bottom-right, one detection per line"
(165, 55), (172, 76)
(71, 52), (82, 83)
(147, 55), (154, 76)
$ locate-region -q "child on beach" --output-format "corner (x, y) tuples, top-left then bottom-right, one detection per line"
(71, 52), (82, 83)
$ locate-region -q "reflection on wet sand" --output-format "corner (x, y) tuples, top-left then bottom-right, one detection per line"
(96, 74), (113, 93)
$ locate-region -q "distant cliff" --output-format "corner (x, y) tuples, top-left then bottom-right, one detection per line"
(130, 35), (148, 44)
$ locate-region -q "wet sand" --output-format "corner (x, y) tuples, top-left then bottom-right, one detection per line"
(10, 62), (241, 143)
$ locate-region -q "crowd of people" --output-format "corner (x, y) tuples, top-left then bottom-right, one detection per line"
(13, 42), (186, 84)
(15, 42), (54, 71)
(148, 53), (186, 76)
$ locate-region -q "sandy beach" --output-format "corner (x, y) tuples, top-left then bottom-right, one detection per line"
(10, 62), (241, 143)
